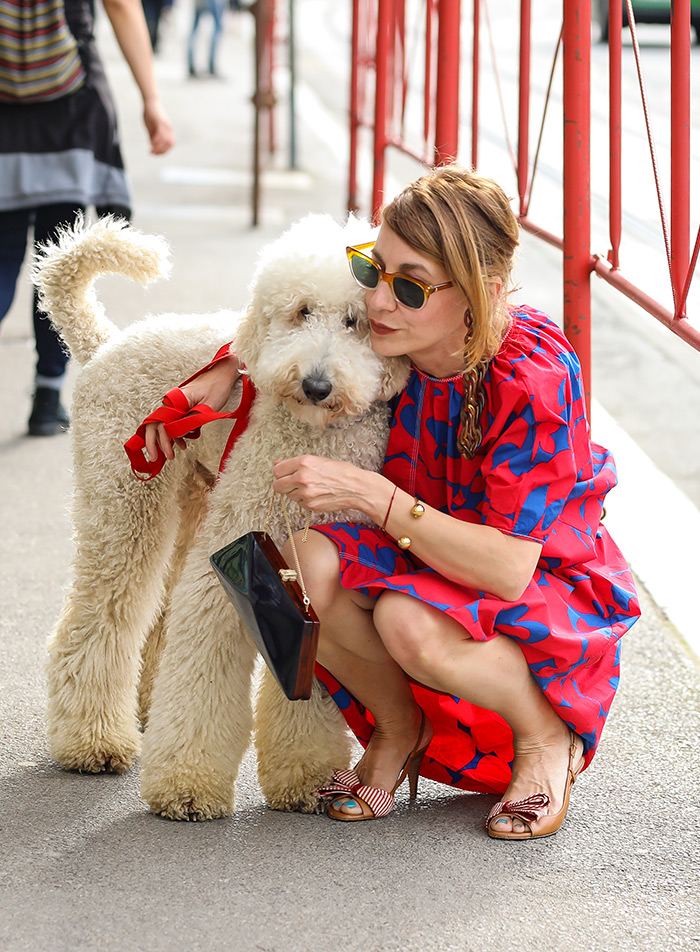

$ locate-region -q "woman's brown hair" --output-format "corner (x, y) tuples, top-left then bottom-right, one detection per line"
(381, 164), (520, 456)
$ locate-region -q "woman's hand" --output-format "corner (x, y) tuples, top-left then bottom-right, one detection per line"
(143, 98), (175, 155)
(144, 354), (240, 463)
(272, 455), (389, 522)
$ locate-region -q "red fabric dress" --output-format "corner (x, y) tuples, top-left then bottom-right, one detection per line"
(313, 305), (640, 795)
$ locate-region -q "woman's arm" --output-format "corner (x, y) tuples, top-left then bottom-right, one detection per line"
(101, 0), (175, 154)
(272, 456), (542, 602)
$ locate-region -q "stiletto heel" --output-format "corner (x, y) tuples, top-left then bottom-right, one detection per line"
(406, 754), (422, 801)
(326, 710), (431, 822)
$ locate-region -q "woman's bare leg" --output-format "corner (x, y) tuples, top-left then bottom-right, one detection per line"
(374, 590), (584, 834)
(282, 532), (428, 797)
(287, 533), (581, 830)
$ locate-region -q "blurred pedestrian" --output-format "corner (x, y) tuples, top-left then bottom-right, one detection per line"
(141, 0), (166, 50)
(188, 0), (224, 78)
(0, 0), (174, 436)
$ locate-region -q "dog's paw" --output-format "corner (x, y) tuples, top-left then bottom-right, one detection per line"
(149, 796), (233, 822)
(264, 787), (325, 814)
(74, 751), (134, 774)
(141, 769), (236, 821)
(50, 734), (139, 774)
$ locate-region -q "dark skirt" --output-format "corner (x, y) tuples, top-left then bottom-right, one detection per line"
(0, 0), (131, 213)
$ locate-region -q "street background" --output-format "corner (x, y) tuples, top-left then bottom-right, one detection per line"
(1, 2), (699, 950)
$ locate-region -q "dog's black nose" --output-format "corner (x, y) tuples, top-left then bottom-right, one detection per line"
(302, 376), (333, 403)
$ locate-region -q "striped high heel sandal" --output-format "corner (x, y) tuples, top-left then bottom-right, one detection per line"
(326, 711), (431, 822)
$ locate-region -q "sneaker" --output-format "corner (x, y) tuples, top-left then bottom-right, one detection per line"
(28, 387), (70, 436)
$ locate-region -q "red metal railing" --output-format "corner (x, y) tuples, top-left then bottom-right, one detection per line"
(348, 0), (461, 219)
(349, 0), (700, 409)
(592, 0), (700, 344)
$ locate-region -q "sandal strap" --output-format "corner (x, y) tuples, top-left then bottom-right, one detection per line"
(327, 783), (395, 820)
(318, 768), (361, 799)
(352, 784), (395, 819)
(487, 792), (550, 825)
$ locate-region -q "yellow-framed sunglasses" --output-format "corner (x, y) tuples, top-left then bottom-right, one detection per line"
(346, 242), (453, 311)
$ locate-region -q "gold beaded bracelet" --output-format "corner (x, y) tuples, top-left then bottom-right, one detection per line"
(397, 496), (425, 549)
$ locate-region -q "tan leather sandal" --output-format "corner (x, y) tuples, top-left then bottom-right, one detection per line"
(487, 732), (584, 840)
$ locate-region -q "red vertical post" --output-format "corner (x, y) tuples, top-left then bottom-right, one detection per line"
(562, 0), (592, 411)
(397, 0), (407, 125)
(372, 0), (394, 220)
(251, 0), (274, 226)
(434, 0), (460, 163)
(518, 0), (531, 216)
(608, 0), (622, 269)
(267, 0), (276, 153)
(471, 0), (479, 170)
(424, 0), (433, 145)
(670, 0), (690, 318)
(348, 0), (361, 212)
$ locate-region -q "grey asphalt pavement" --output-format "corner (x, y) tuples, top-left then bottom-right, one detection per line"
(1, 7), (699, 951)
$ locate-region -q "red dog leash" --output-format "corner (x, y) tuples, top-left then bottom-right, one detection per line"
(124, 344), (256, 481)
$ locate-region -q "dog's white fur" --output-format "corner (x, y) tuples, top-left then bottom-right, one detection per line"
(34, 214), (409, 819)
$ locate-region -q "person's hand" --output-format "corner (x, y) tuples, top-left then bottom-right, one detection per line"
(143, 354), (240, 463)
(272, 455), (385, 518)
(143, 98), (175, 155)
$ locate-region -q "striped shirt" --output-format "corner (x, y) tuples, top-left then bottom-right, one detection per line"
(0, 0), (86, 102)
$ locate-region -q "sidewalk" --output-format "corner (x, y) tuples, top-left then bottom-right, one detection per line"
(1, 7), (699, 952)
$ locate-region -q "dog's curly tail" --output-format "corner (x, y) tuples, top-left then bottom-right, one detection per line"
(31, 213), (171, 366)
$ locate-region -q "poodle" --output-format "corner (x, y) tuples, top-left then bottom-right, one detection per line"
(33, 213), (409, 819)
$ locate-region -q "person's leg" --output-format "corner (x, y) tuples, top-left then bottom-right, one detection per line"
(0, 208), (32, 323)
(188, 5), (202, 76)
(29, 203), (85, 435)
(95, 204), (131, 222)
(208, 0), (224, 75)
(374, 591), (584, 834)
(281, 530), (427, 794)
(141, 0), (163, 51)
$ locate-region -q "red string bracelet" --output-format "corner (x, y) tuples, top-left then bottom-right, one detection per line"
(380, 485), (398, 534)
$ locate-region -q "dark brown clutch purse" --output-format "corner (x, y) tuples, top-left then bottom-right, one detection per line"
(210, 523), (320, 701)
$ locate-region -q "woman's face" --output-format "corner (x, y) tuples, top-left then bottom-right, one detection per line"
(364, 224), (470, 378)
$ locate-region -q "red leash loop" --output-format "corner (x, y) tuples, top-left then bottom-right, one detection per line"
(124, 351), (255, 480)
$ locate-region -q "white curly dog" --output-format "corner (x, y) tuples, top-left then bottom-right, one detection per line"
(34, 213), (409, 819)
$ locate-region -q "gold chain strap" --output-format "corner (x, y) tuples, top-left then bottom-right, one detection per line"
(264, 492), (312, 611)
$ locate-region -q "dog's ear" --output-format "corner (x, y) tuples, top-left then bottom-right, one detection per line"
(378, 355), (411, 401)
(232, 306), (262, 371)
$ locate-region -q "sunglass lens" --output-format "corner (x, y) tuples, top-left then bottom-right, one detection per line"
(350, 254), (380, 289)
(393, 276), (426, 309)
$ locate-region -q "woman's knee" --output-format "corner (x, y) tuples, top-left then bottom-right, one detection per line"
(374, 591), (474, 679)
(373, 596), (416, 667)
(280, 529), (342, 614)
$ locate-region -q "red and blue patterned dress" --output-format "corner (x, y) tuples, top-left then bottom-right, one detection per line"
(313, 305), (640, 796)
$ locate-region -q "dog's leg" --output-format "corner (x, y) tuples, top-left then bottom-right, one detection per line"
(254, 668), (354, 813)
(46, 470), (183, 773)
(137, 462), (216, 728)
(140, 528), (257, 820)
